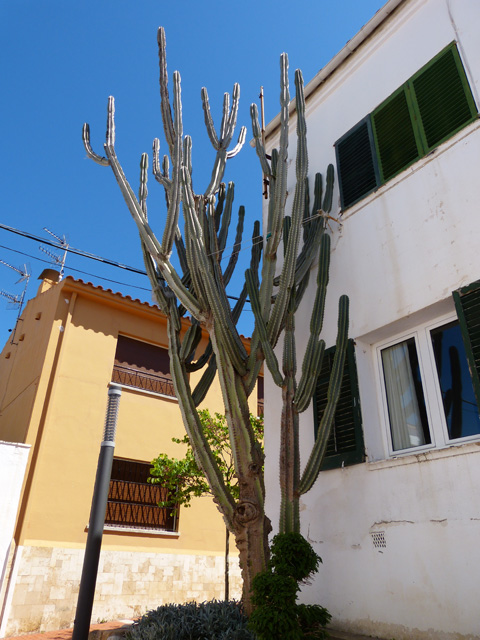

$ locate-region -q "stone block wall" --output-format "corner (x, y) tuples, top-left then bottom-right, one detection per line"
(3, 545), (242, 636)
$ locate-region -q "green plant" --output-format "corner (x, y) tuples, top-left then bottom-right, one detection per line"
(126, 600), (256, 640)
(83, 27), (348, 610)
(249, 533), (331, 640)
(150, 410), (263, 599)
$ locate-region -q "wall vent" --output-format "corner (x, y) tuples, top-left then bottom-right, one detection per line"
(371, 531), (386, 548)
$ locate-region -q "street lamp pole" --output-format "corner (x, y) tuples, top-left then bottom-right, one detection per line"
(72, 384), (122, 640)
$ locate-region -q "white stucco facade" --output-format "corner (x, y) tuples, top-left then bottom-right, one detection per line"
(263, 1), (480, 637)
(0, 441), (30, 637)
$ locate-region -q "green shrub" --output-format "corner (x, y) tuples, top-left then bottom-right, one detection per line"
(269, 532), (322, 582)
(126, 600), (256, 640)
(248, 533), (331, 640)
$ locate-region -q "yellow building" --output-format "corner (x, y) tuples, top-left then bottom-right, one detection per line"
(0, 271), (257, 636)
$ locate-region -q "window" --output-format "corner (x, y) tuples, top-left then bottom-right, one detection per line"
(377, 316), (480, 455)
(336, 43), (478, 209)
(106, 458), (178, 532)
(314, 339), (364, 470)
(112, 335), (175, 397)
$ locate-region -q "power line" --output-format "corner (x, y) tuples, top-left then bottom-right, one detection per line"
(0, 224), (249, 304)
(0, 245), (152, 292)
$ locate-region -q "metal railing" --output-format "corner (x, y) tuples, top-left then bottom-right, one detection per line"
(106, 478), (178, 532)
(112, 364), (176, 397)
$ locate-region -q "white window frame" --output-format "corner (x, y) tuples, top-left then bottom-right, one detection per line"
(375, 311), (480, 458)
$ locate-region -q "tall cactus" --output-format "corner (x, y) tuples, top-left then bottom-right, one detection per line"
(246, 59), (349, 535)
(82, 28), (348, 609)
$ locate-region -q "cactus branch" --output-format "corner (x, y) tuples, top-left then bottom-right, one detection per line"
(82, 123), (110, 166)
(299, 295), (350, 495)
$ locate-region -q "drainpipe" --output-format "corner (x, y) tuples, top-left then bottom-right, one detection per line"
(72, 384), (122, 640)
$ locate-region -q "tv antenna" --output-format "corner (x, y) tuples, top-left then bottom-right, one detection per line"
(0, 260), (31, 344)
(39, 228), (69, 279)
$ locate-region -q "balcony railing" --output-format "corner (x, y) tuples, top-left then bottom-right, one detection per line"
(112, 364), (176, 397)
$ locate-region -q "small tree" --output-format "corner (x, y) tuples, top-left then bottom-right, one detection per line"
(150, 409), (263, 600)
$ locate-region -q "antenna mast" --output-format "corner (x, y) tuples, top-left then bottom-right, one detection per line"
(39, 228), (69, 279)
(0, 260), (31, 344)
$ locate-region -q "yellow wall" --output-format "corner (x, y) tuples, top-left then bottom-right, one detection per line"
(0, 277), (243, 556)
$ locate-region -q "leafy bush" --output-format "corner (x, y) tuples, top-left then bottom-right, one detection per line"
(269, 532), (322, 582)
(126, 600), (256, 640)
(248, 533), (331, 640)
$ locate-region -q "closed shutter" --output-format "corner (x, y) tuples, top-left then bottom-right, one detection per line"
(335, 118), (378, 209)
(314, 339), (364, 470)
(106, 458), (178, 531)
(372, 87), (421, 182)
(453, 281), (480, 411)
(335, 43), (477, 209)
(413, 45), (477, 151)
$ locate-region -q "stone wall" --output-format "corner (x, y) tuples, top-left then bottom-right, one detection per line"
(4, 545), (242, 636)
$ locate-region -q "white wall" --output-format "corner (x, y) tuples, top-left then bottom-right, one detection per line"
(0, 441), (29, 636)
(264, 0), (480, 637)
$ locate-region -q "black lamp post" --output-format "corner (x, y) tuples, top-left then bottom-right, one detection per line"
(72, 384), (122, 640)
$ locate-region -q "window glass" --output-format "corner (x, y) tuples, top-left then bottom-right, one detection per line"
(431, 322), (480, 440)
(381, 338), (431, 451)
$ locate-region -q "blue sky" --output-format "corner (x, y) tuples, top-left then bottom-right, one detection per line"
(0, 0), (385, 342)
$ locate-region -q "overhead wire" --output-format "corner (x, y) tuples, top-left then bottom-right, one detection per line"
(0, 224), (253, 304)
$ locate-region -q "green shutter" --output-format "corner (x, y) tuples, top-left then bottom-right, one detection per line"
(335, 43), (477, 207)
(314, 339), (364, 470)
(335, 118), (378, 209)
(453, 280), (480, 411)
(372, 87), (421, 182)
(412, 44), (477, 151)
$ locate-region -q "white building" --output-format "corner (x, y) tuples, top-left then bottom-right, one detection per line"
(263, 1), (480, 638)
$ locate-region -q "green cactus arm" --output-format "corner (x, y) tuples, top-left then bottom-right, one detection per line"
(225, 83), (241, 145)
(160, 70), (183, 257)
(138, 153), (148, 217)
(299, 295), (350, 495)
(222, 205), (245, 287)
(219, 92), (230, 143)
(167, 316), (235, 527)
(99, 99), (203, 319)
(82, 123), (110, 166)
(245, 269), (283, 387)
(264, 54), (289, 258)
(204, 149), (228, 199)
(201, 87), (220, 150)
(174, 227), (189, 278)
(157, 27), (175, 151)
(322, 163), (335, 213)
(214, 183), (226, 232)
(294, 232), (331, 412)
(186, 339), (213, 372)
(192, 353), (218, 406)
(181, 167), (248, 374)
(267, 69), (308, 346)
(226, 126), (247, 159)
(309, 233), (331, 337)
(179, 321), (202, 362)
(293, 268), (311, 313)
(250, 103), (272, 177)
(152, 138), (172, 189)
(209, 327), (264, 481)
(183, 135), (192, 178)
(294, 337), (325, 414)
(217, 182), (233, 255)
(282, 294), (296, 379)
